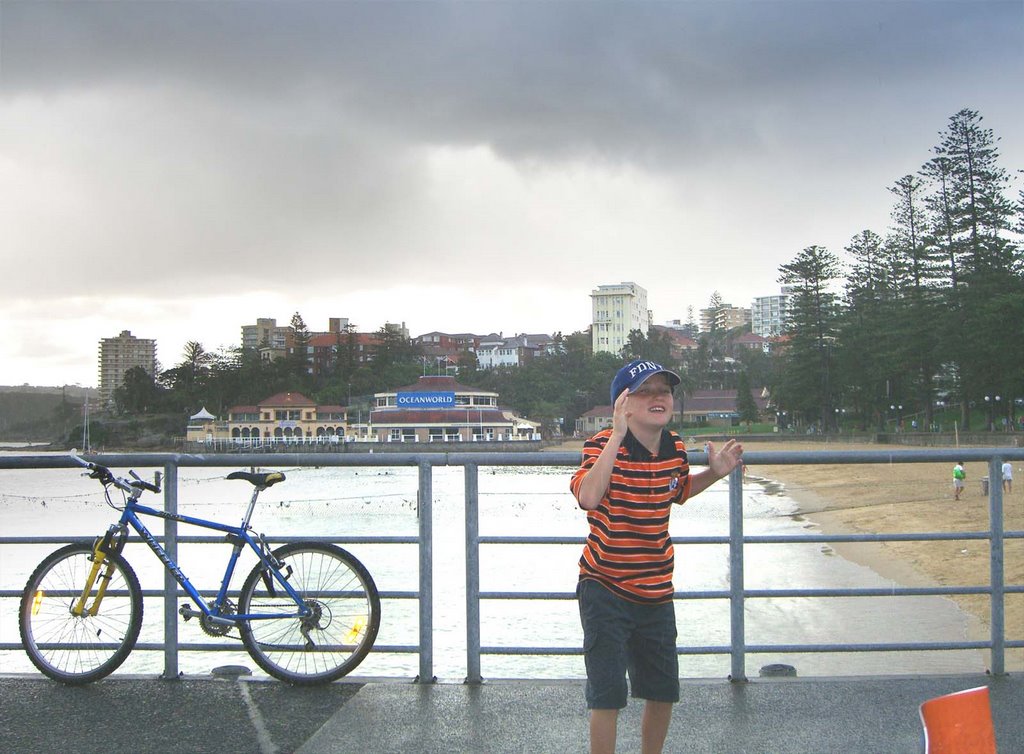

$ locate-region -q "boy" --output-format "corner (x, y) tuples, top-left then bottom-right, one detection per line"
(570, 360), (744, 754)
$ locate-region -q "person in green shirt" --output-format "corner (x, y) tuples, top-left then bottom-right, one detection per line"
(953, 462), (966, 501)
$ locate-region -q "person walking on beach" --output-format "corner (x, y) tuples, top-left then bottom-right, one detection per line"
(953, 461), (966, 501)
(570, 360), (744, 754)
(1002, 461), (1013, 494)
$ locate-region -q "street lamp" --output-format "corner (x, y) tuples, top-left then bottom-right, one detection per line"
(984, 395), (1002, 431)
(890, 404), (903, 430)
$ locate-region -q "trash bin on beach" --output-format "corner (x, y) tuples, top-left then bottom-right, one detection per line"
(981, 476), (989, 495)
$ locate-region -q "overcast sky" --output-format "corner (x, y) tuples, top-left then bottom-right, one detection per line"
(1, 1), (1021, 388)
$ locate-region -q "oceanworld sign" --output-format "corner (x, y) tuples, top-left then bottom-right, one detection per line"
(397, 391), (456, 408)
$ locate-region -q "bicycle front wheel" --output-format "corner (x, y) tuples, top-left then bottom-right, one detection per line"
(19, 543), (143, 684)
(239, 543), (380, 685)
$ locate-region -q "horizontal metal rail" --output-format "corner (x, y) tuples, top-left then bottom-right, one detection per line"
(461, 448), (1024, 683)
(0, 453), (435, 681)
(2, 448), (1023, 685)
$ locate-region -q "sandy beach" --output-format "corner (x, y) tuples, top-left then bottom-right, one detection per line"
(553, 438), (1022, 670)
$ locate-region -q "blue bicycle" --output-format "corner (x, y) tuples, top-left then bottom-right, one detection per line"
(19, 453), (380, 685)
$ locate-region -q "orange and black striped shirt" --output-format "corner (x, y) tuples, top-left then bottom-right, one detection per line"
(570, 428), (692, 604)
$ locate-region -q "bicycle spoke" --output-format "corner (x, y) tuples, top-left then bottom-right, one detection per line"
(239, 543), (380, 684)
(20, 544), (142, 684)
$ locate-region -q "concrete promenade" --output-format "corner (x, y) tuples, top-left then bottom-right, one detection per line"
(1, 673), (1022, 753)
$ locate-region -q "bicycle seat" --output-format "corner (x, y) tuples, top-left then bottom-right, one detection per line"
(227, 471), (286, 488)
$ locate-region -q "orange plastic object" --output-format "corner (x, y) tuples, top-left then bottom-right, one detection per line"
(919, 686), (997, 753)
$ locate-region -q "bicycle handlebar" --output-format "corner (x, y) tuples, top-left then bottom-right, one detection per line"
(67, 452), (284, 498)
(68, 451), (162, 496)
(129, 470), (162, 493)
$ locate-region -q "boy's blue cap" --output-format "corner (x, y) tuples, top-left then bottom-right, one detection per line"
(610, 360), (681, 404)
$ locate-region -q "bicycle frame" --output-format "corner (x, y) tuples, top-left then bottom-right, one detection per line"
(107, 491), (311, 625)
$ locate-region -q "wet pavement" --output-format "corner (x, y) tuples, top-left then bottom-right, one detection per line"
(1, 673), (1022, 753)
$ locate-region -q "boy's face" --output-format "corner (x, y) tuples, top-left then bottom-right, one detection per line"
(627, 373), (674, 429)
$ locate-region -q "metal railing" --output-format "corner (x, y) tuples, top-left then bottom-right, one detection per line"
(0, 453), (435, 681)
(465, 448), (1024, 682)
(2, 448), (1022, 683)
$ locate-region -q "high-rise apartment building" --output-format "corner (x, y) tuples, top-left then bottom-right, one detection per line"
(751, 287), (793, 337)
(97, 330), (157, 404)
(591, 282), (650, 355)
(241, 318), (292, 350)
(699, 304), (751, 333)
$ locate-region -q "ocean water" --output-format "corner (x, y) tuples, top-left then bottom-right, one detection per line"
(0, 453), (987, 681)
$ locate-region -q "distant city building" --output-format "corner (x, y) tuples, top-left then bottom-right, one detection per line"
(413, 331), (482, 374)
(97, 330), (157, 405)
(186, 392), (348, 445)
(414, 332), (481, 356)
(650, 324), (698, 361)
(751, 287), (793, 337)
(370, 375), (538, 442)
(662, 318), (699, 339)
(307, 331), (384, 377)
(591, 282), (650, 355)
(679, 389), (769, 426)
(241, 318), (293, 352)
(476, 333), (553, 370)
(184, 379), (541, 447)
(732, 332), (770, 353)
(381, 321), (410, 339)
(241, 316), (403, 371)
(699, 304), (751, 333)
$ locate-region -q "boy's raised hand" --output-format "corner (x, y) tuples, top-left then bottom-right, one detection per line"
(705, 438), (744, 479)
(611, 388), (631, 438)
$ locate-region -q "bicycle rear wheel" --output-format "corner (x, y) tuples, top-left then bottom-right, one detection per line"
(20, 543), (143, 684)
(239, 543), (380, 685)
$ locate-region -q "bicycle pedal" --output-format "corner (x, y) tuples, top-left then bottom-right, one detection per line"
(179, 604), (199, 621)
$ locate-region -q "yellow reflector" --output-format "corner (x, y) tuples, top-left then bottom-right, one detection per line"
(31, 590), (45, 616)
(345, 615), (367, 644)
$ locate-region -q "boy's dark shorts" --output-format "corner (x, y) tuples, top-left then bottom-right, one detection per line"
(577, 578), (680, 709)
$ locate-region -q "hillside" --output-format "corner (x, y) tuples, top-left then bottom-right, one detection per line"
(0, 387), (97, 443)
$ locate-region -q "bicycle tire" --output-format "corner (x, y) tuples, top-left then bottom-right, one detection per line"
(238, 542), (380, 685)
(19, 543), (143, 684)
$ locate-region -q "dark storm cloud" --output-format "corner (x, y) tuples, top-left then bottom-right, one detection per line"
(6, 1), (1018, 165)
(2, 1), (1022, 385)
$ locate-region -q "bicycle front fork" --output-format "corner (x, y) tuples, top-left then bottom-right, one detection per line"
(71, 525), (126, 617)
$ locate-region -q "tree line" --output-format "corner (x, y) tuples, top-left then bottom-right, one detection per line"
(774, 109), (1022, 432)
(111, 109), (1022, 436)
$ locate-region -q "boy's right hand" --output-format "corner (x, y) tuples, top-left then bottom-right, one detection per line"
(611, 388), (631, 439)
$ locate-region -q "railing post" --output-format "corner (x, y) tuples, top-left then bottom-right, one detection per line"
(988, 457), (1005, 676)
(728, 465), (746, 682)
(162, 461), (179, 679)
(464, 462), (482, 684)
(417, 460), (435, 682)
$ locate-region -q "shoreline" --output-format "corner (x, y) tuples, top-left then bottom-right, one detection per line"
(745, 441), (1022, 671)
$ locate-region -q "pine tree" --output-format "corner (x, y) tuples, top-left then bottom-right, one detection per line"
(777, 245), (844, 430)
(706, 291), (725, 332)
(735, 371), (759, 427)
(921, 109), (1020, 427)
(840, 230), (900, 429)
(887, 174), (945, 426)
